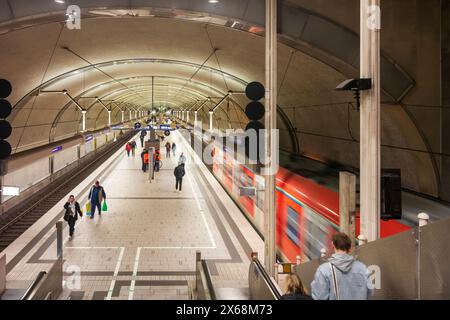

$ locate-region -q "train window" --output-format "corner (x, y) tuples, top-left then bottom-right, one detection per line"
(286, 207), (301, 246)
(255, 179), (264, 210)
(298, 206), (332, 259)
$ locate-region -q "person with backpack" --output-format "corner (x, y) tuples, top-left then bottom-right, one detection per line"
(141, 149), (149, 172)
(311, 232), (372, 300)
(165, 142), (171, 158)
(88, 181), (106, 219)
(63, 195), (83, 238)
(174, 163), (186, 191)
(140, 129), (147, 148)
(172, 142), (177, 157)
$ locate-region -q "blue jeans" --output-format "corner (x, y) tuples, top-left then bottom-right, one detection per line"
(90, 202), (101, 217)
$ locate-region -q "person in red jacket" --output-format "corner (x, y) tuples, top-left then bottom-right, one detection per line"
(125, 142), (132, 157)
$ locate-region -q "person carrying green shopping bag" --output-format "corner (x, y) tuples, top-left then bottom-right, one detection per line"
(88, 180), (106, 219)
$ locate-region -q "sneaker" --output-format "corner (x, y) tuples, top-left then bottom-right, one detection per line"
(90, 216), (94, 220)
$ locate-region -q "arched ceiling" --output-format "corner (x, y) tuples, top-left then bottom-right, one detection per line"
(0, 0), (440, 197)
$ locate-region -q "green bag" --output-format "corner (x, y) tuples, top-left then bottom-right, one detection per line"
(102, 200), (108, 212)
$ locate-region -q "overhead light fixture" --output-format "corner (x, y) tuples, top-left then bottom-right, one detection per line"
(55, 0), (66, 4)
(1, 186), (20, 196)
(208, 0), (219, 3)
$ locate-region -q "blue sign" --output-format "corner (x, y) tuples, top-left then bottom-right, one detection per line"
(85, 135), (94, 142)
(160, 124), (171, 131)
(51, 146), (63, 154)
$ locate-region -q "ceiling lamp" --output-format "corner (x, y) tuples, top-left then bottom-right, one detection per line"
(55, 0), (66, 4)
(208, 0), (219, 3)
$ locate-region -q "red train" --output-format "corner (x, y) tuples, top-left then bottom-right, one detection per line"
(212, 146), (411, 262)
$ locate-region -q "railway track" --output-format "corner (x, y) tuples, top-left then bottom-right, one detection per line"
(0, 131), (136, 252)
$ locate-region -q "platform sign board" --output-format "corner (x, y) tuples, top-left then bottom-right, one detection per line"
(239, 187), (256, 197)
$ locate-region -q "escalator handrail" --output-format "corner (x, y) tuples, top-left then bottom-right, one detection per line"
(21, 271), (47, 300)
(201, 260), (216, 300)
(253, 258), (283, 300)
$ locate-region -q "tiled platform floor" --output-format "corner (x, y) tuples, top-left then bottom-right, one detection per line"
(2, 130), (264, 300)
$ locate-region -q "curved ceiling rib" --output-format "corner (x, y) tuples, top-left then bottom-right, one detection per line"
(10, 58), (247, 120)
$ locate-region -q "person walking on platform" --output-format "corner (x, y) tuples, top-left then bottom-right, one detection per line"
(280, 274), (312, 300)
(131, 140), (137, 157)
(179, 152), (186, 165)
(165, 142), (171, 158)
(172, 142), (177, 157)
(88, 181), (106, 219)
(311, 233), (372, 300)
(63, 195), (83, 238)
(174, 163), (186, 191)
(141, 149), (149, 172)
(140, 129), (147, 148)
(154, 149), (161, 172)
(125, 142), (132, 157)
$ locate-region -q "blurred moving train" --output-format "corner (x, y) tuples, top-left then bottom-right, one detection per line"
(200, 132), (449, 263)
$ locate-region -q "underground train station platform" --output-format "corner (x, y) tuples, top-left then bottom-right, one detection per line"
(1, 131), (264, 300)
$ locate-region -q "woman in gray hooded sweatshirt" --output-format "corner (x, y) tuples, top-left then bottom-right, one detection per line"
(311, 232), (373, 300)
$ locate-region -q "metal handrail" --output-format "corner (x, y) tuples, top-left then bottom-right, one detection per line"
(201, 260), (216, 300)
(21, 271), (47, 300)
(253, 258), (282, 300)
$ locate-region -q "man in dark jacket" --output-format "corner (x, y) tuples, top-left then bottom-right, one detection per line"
(140, 129), (147, 147)
(88, 181), (106, 219)
(64, 195), (83, 238)
(174, 163), (186, 191)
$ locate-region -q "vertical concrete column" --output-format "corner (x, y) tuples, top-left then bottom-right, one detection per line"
(129, 110), (132, 121)
(360, 0), (381, 241)
(194, 111), (198, 128)
(187, 111), (190, 124)
(108, 110), (111, 127)
(264, 0), (277, 277)
(56, 221), (63, 258)
(339, 172), (357, 247)
(121, 111), (124, 123)
(0, 253), (5, 296)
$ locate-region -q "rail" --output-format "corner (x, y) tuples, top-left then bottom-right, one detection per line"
(295, 216), (450, 300)
(21, 271), (47, 300)
(20, 222), (64, 300)
(194, 251), (216, 300)
(248, 253), (283, 300)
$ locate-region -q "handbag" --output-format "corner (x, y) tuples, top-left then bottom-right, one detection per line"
(86, 202), (91, 216)
(330, 263), (340, 300)
(102, 200), (108, 212)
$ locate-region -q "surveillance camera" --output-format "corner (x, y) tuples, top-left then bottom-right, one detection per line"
(336, 78), (372, 91)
